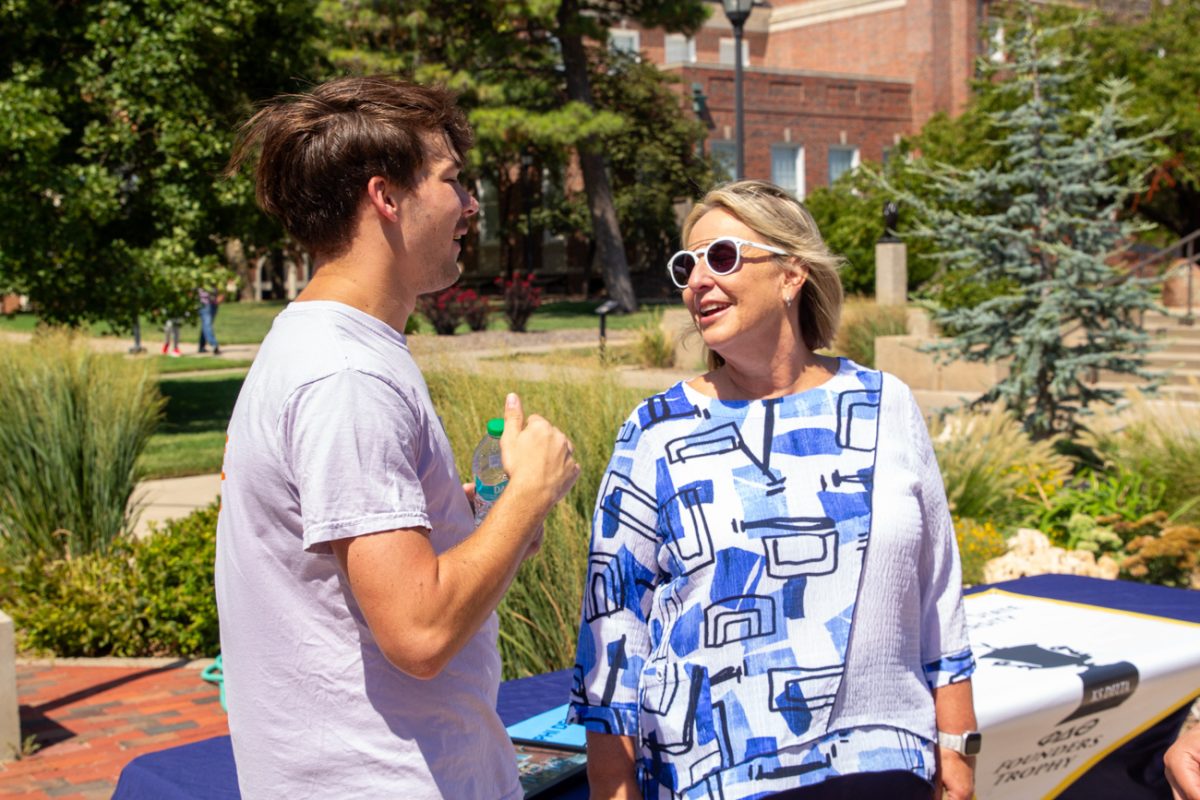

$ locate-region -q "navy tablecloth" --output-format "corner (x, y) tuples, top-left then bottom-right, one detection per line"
(113, 575), (1198, 799)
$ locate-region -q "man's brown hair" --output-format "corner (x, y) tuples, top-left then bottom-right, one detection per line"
(227, 76), (473, 258)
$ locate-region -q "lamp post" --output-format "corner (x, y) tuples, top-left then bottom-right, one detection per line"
(722, 0), (754, 180)
(595, 299), (619, 364)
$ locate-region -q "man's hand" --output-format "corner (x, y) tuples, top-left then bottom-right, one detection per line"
(1166, 724), (1200, 800)
(499, 392), (579, 512)
(934, 747), (975, 800)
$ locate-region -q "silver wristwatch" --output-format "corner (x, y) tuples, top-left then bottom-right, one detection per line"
(937, 730), (983, 756)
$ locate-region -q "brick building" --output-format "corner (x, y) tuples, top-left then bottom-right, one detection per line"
(609, 0), (995, 195)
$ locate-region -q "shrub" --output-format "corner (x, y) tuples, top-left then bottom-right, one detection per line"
(0, 502), (219, 657)
(1083, 389), (1200, 525)
(632, 308), (674, 369)
(1122, 524), (1200, 589)
(417, 288), (464, 335)
(459, 289), (491, 332)
(0, 331), (163, 558)
(930, 404), (1072, 530)
(832, 299), (909, 368)
(954, 517), (1008, 586)
(1034, 465), (1167, 548)
(498, 272), (542, 332)
(423, 364), (645, 677)
(135, 502), (220, 656)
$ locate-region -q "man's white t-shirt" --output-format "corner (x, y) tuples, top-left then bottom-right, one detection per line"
(214, 301), (521, 799)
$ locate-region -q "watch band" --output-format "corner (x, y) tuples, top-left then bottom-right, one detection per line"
(937, 730), (983, 756)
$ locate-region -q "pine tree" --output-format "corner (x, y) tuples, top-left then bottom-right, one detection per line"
(890, 4), (1164, 440)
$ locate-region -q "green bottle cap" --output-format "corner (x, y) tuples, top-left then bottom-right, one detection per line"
(486, 418), (505, 437)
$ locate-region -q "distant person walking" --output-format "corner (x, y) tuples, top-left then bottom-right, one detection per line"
(161, 317), (182, 357)
(198, 286), (222, 355)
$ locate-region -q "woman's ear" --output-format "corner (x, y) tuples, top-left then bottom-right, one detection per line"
(783, 260), (808, 297)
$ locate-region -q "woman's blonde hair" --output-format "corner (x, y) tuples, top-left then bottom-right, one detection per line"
(681, 180), (844, 370)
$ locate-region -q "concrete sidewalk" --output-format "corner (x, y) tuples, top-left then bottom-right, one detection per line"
(131, 474), (222, 539)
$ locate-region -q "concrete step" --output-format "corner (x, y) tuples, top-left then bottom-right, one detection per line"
(1145, 350), (1200, 367)
(1095, 366), (1200, 386)
(1092, 380), (1200, 401)
(1154, 338), (1200, 355)
(1145, 315), (1200, 337)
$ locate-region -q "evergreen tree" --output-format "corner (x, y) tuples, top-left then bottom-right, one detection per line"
(889, 4), (1164, 440)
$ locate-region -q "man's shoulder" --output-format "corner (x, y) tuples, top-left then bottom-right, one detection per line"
(264, 303), (415, 375)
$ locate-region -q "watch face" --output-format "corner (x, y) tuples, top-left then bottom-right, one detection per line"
(964, 732), (983, 756)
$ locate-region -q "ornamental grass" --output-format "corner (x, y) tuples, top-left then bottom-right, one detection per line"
(1083, 386), (1200, 525)
(930, 403), (1073, 530)
(424, 363), (646, 678)
(0, 331), (163, 559)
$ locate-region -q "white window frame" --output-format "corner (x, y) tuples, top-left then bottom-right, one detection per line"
(609, 29), (640, 56)
(771, 144), (806, 199)
(827, 146), (861, 184)
(664, 33), (696, 64)
(477, 178), (501, 245)
(709, 140), (737, 181)
(718, 37), (750, 67)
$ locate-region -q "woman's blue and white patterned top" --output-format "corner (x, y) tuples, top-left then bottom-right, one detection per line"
(568, 360), (974, 800)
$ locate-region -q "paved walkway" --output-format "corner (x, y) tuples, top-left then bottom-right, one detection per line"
(2, 659), (227, 799)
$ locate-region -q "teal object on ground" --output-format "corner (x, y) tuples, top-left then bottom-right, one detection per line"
(201, 654), (227, 712)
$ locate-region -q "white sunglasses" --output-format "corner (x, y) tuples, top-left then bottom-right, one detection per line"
(667, 236), (788, 289)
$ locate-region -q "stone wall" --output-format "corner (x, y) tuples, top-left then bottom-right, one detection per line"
(0, 611), (19, 761)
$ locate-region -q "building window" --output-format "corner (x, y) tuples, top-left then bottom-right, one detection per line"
(771, 145), (805, 198)
(609, 29), (640, 56)
(710, 141), (737, 181)
(478, 179), (500, 244)
(828, 146), (860, 184)
(718, 37), (750, 67)
(664, 33), (696, 64)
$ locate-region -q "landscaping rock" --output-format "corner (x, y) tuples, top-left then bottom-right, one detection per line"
(983, 528), (1120, 583)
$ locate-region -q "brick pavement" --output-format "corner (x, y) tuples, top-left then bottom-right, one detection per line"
(1, 660), (228, 799)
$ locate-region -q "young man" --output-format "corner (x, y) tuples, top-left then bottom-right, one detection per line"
(217, 76), (580, 798)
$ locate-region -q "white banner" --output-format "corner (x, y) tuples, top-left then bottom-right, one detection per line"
(966, 589), (1200, 799)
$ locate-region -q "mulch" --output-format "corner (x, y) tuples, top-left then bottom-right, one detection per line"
(2, 660), (228, 799)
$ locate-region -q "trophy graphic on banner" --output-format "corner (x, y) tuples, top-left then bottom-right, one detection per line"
(981, 643), (1140, 723)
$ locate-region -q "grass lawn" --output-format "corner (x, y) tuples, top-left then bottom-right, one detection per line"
(140, 374), (244, 479)
(0, 301), (289, 345)
(3, 298), (667, 343)
(153, 354), (255, 374)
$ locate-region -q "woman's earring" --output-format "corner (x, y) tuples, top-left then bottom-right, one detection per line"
(785, 295), (794, 308)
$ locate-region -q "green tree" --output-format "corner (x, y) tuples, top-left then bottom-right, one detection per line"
(1040, 0), (1200, 238)
(320, 0), (712, 304)
(554, 0), (707, 311)
(589, 52), (717, 285)
(0, 0), (324, 327)
(889, 6), (1164, 440)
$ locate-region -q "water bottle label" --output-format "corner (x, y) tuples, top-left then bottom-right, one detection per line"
(475, 476), (508, 503)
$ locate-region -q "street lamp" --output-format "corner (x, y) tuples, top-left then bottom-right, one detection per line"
(722, 0), (754, 180)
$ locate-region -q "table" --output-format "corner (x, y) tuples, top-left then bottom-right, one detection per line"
(964, 575), (1199, 799)
(113, 575), (1198, 799)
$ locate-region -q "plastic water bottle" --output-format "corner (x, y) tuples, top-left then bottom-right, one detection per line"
(472, 418), (507, 525)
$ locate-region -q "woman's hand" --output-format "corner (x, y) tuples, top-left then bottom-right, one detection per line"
(586, 732), (642, 800)
(935, 747), (975, 800)
(932, 679), (977, 800)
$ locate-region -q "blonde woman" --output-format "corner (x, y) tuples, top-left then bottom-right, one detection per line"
(569, 180), (978, 800)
